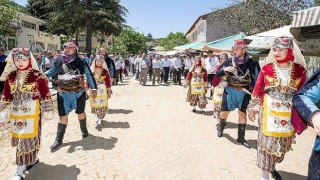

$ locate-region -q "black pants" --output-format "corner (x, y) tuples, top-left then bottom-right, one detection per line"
(162, 67), (170, 83)
(183, 69), (189, 79)
(207, 74), (215, 97)
(115, 69), (121, 84)
(173, 68), (181, 84)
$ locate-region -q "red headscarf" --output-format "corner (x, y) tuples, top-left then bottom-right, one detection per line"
(276, 48), (294, 64)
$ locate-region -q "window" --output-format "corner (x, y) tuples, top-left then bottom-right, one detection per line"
(48, 44), (57, 52)
(29, 41), (45, 53)
(21, 20), (36, 30)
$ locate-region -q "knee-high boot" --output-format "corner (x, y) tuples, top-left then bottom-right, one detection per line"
(237, 124), (251, 148)
(216, 119), (226, 137)
(79, 118), (89, 138)
(50, 123), (67, 150)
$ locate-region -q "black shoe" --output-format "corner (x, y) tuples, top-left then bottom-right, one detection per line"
(25, 159), (39, 171)
(271, 170), (282, 180)
(200, 110), (205, 115)
(237, 124), (251, 149)
(217, 120), (226, 137)
(192, 109), (196, 113)
(50, 123), (67, 151)
(80, 119), (89, 138)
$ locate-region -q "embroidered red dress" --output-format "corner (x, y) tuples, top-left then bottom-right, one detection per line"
(185, 68), (208, 109)
(1, 69), (52, 166)
(248, 62), (306, 171)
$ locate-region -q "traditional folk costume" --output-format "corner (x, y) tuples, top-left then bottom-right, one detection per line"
(45, 41), (97, 151)
(247, 37), (307, 180)
(215, 41), (260, 148)
(185, 57), (208, 114)
(212, 54), (228, 125)
(0, 48), (53, 180)
(88, 55), (111, 129)
(292, 69), (320, 180)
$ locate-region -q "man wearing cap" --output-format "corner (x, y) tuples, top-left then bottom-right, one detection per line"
(204, 50), (219, 98)
(216, 40), (260, 148)
(0, 47), (7, 96)
(45, 41), (97, 151)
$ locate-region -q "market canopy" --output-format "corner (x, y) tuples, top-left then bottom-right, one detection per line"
(201, 33), (246, 52)
(290, 6), (320, 41)
(173, 42), (204, 51)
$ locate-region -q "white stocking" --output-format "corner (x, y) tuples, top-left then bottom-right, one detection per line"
(261, 170), (269, 180)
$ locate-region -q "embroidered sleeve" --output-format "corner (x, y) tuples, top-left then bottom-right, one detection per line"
(203, 71), (208, 82)
(105, 70), (111, 89)
(186, 72), (192, 81)
(37, 74), (52, 101)
(0, 78), (13, 103)
(247, 70), (266, 112)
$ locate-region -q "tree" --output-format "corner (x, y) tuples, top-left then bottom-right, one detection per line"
(112, 28), (148, 55)
(0, 0), (18, 44)
(315, 0), (320, 5)
(209, 0), (314, 35)
(146, 33), (153, 41)
(26, 0), (47, 19)
(160, 32), (188, 51)
(28, 0), (127, 54)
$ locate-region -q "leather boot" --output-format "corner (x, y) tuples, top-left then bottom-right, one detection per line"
(50, 123), (67, 150)
(271, 170), (282, 180)
(79, 118), (89, 138)
(216, 119), (226, 137)
(237, 124), (251, 149)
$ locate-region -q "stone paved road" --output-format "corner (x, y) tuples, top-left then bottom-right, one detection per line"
(0, 75), (315, 180)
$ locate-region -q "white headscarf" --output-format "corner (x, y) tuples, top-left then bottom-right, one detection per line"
(90, 55), (109, 73)
(265, 38), (306, 69)
(0, 48), (39, 81)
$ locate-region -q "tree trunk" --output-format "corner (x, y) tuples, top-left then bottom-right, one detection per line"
(85, 0), (93, 55)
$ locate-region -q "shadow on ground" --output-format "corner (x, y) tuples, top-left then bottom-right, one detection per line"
(58, 136), (118, 153)
(224, 121), (258, 131)
(223, 133), (258, 150)
(278, 171), (307, 180)
(108, 109), (133, 114)
(102, 121), (130, 129)
(25, 163), (80, 180)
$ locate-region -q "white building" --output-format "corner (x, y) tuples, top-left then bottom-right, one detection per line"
(14, 12), (61, 54)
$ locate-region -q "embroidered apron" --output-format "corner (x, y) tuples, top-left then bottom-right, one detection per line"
(9, 99), (40, 139)
(212, 81), (227, 104)
(191, 76), (205, 95)
(89, 83), (108, 108)
(262, 94), (295, 137)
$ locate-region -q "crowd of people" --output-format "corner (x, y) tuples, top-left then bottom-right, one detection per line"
(0, 37), (319, 180)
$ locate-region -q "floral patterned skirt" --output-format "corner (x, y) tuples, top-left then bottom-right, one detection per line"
(257, 108), (293, 172)
(186, 87), (207, 109)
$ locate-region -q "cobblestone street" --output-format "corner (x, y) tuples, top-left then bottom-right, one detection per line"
(0, 75), (315, 180)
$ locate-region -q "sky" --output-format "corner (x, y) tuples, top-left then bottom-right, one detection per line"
(14, 0), (229, 38)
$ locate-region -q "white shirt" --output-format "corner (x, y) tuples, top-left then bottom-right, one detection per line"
(184, 58), (193, 69)
(140, 58), (150, 69)
(204, 57), (219, 74)
(114, 59), (122, 70)
(153, 60), (161, 69)
(173, 58), (182, 69)
(161, 59), (171, 67)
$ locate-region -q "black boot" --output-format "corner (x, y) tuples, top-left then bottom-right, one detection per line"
(216, 119), (226, 137)
(50, 123), (67, 150)
(79, 118), (89, 138)
(237, 124), (251, 149)
(271, 170), (282, 180)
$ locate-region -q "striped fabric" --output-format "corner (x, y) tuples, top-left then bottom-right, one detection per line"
(292, 6), (320, 28)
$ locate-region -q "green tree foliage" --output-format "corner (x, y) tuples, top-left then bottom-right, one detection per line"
(146, 33), (153, 41)
(315, 0), (320, 5)
(209, 0), (314, 35)
(27, 0), (127, 54)
(112, 28), (147, 55)
(0, 0), (18, 35)
(160, 32), (188, 51)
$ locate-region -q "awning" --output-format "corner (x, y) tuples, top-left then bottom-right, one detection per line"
(201, 33), (246, 52)
(290, 6), (320, 40)
(173, 42), (204, 51)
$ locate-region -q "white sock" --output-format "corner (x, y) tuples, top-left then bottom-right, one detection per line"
(193, 106), (196, 110)
(216, 118), (221, 125)
(261, 170), (269, 180)
(16, 165), (25, 176)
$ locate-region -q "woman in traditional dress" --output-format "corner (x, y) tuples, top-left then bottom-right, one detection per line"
(88, 55), (111, 129)
(247, 37), (307, 180)
(212, 53), (228, 137)
(185, 56), (208, 114)
(0, 48), (53, 180)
